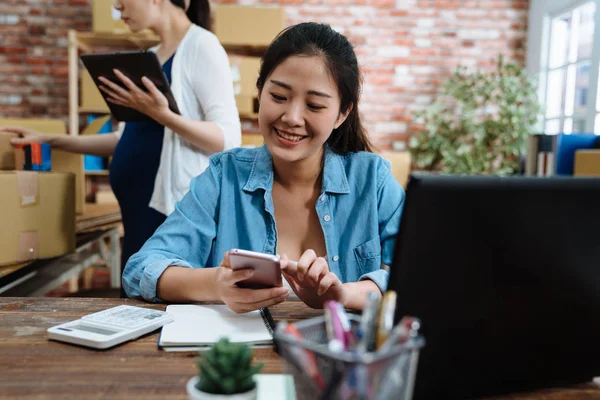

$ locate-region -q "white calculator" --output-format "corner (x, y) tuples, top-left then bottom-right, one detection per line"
(47, 305), (173, 349)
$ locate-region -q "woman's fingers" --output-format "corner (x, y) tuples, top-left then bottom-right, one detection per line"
(317, 272), (341, 296)
(0, 126), (32, 135)
(11, 137), (41, 145)
(221, 266), (253, 286)
(221, 251), (231, 268)
(296, 250), (318, 282)
(280, 254), (298, 275)
(113, 69), (141, 93)
(98, 76), (130, 99)
(306, 257), (329, 286)
(141, 76), (166, 102)
(105, 95), (126, 106)
(227, 286), (289, 314)
(237, 290), (289, 311)
(230, 286), (289, 303)
(231, 293), (289, 314)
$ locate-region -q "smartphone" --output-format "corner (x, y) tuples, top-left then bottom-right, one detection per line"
(229, 249), (283, 289)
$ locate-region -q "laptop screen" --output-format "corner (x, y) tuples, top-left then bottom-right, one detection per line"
(388, 174), (600, 399)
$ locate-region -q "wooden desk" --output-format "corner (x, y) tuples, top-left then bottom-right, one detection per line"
(1, 297), (598, 400)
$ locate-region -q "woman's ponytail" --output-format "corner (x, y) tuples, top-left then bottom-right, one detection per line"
(171, 0), (211, 31)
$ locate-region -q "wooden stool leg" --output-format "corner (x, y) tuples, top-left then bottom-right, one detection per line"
(68, 275), (79, 293)
(83, 267), (95, 289)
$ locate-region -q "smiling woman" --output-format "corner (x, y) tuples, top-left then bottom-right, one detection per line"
(122, 23), (405, 313)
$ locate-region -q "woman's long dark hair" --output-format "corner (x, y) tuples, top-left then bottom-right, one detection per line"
(256, 22), (373, 154)
(170, 0), (211, 31)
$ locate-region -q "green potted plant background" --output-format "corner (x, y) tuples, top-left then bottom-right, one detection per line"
(187, 337), (264, 400)
(409, 55), (541, 175)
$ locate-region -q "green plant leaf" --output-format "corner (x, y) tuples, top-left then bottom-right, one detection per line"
(409, 54), (541, 175)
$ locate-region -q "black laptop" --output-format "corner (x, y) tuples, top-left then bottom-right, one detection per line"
(388, 174), (600, 399)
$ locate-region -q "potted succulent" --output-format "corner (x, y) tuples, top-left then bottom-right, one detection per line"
(187, 337), (264, 400)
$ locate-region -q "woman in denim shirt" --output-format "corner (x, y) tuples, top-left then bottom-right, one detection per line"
(123, 22), (405, 312)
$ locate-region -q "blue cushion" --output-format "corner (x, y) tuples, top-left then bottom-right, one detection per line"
(555, 133), (599, 175)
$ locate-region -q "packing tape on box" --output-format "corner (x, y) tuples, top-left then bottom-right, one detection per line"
(17, 231), (39, 262)
(16, 171), (39, 207)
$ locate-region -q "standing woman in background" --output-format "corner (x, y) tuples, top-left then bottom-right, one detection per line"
(1, 0), (242, 297)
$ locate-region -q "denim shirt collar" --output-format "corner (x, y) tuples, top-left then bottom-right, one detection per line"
(243, 145), (350, 194)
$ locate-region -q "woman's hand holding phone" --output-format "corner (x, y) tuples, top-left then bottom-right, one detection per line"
(280, 250), (349, 309)
(215, 251), (290, 314)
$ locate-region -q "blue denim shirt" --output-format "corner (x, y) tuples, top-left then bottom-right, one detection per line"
(123, 145), (405, 302)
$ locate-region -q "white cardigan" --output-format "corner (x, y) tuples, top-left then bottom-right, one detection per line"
(116, 24), (241, 216)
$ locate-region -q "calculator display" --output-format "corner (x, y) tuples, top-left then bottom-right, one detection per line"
(72, 324), (120, 336)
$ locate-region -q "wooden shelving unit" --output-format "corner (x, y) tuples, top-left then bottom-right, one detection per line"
(84, 170), (110, 176)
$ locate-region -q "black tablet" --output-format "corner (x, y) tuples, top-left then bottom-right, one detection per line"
(81, 51), (180, 122)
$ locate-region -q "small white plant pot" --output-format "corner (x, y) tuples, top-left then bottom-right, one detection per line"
(186, 376), (258, 400)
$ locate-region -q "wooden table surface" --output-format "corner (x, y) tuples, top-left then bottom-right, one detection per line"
(0, 297), (598, 400)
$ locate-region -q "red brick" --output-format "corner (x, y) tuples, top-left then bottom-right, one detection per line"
(411, 48), (437, 56)
(0, 47), (28, 55)
(26, 58), (54, 66)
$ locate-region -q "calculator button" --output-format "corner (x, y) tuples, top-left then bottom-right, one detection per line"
(82, 306), (169, 329)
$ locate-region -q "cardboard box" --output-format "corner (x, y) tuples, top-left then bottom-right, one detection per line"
(574, 150), (600, 177)
(81, 69), (109, 112)
(0, 171), (75, 266)
(241, 132), (264, 148)
(229, 56), (261, 117)
(230, 56), (261, 96)
(236, 95), (260, 118)
(95, 190), (118, 205)
(0, 119), (85, 214)
(379, 151), (411, 188)
(92, 0), (130, 33)
(214, 5), (285, 47)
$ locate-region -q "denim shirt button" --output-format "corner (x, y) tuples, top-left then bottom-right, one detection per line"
(320, 195), (326, 202)
(332, 255), (339, 262)
(324, 215), (331, 222)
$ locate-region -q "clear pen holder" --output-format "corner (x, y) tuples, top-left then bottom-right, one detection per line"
(274, 315), (425, 400)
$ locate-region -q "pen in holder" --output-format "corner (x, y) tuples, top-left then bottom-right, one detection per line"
(274, 315), (425, 400)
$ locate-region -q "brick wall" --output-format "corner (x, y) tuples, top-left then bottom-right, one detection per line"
(0, 0), (91, 121)
(0, 0), (529, 149)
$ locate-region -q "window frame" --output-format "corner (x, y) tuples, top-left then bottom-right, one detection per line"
(527, 0), (600, 134)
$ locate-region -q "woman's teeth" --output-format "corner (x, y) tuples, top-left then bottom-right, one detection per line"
(276, 129), (304, 142)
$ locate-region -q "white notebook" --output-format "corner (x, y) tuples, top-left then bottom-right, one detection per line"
(158, 304), (274, 350)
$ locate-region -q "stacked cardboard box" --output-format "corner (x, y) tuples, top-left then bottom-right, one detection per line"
(574, 150), (600, 177)
(379, 151), (411, 188)
(214, 5), (285, 120)
(0, 119), (79, 266)
(230, 56), (261, 118)
(214, 5), (285, 47)
(0, 119), (84, 214)
(0, 171), (75, 266)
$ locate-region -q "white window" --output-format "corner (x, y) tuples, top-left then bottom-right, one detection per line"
(527, 0), (600, 134)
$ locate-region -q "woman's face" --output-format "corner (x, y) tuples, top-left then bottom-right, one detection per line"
(258, 55), (349, 165)
(113, 0), (158, 32)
